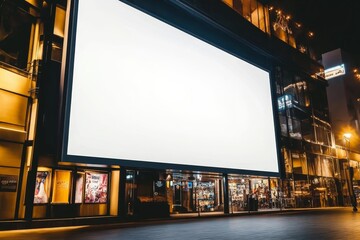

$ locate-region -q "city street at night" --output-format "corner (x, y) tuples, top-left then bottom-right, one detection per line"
(2, 0), (360, 236)
(1, 208), (360, 240)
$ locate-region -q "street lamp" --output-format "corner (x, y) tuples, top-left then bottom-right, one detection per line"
(343, 133), (357, 212)
(344, 133), (352, 141)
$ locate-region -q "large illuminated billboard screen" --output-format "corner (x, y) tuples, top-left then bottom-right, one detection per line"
(62, 0), (279, 174)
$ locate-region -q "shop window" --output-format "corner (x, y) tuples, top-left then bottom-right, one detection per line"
(195, 181), (216, 211)
(229, 177), (249, 211)
(169, 173), (223, 214)
(294, 180), (311, 208)
(84, 172), (108, 203)
(52, 170), (71, 204)
(251, 178), (271, 209)
(323, 178), (338, 207)
(34, 169), (51, 204)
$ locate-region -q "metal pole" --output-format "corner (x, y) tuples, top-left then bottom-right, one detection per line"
(223, 173), (229, 214)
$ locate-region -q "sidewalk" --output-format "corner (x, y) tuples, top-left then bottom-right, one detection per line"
(0, 207), (346, 231)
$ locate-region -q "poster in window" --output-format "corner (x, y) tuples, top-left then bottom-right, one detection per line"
(34, 171), (50, 204)
(85, 172), (108, 203)
(52, 170), (71, 204)
(75, 173), (84, 203)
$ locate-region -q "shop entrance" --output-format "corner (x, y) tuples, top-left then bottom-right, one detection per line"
(228, 175), (279, 212)
(171, 173), (223, 214)
(228, 177), (249, 212)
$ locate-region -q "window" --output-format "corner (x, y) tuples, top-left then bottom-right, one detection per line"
(0, 1), (34, 70)
(222, 0), (270, 33)
(292, 152), (307, 174)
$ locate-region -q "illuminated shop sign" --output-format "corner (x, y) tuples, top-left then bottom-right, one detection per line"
(278, 94), (293, 110)
(324, 64), (345, 80)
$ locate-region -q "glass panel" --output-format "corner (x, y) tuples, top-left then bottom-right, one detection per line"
(0, 2), (33, 69)
(52, 170), (72, 204)
(242, 0), (251, 21)
(125, 170), (136, 215)
(250, 0), (259, 28)
(84, 172), (108, 203)
(257, 3), (265, 32)
(75, 172), (84, 203)
(229, 177), (249, 212)
(279, 115), (288, 136)
(54, 6), (65, 37)
(34, 170), (51, 204)
(322, 158), (334, 177)
(315, 156), (322, 176)
(288, 118), (302, 139)
(283, 148), (292, 173)
(307, 154), (316, 176)
(264, 5), (270, 34)
(292, 152), (307, 174)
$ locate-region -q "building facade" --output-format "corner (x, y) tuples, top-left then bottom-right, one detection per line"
(1, 0), (359, 223)
(322, 48), (360, 208)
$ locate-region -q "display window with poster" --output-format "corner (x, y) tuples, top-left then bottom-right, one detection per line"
(84, 172), (108, 203)
(34, 170), (51, 204)
(52, 170), (72, 204)
(228, 177), (249, 212)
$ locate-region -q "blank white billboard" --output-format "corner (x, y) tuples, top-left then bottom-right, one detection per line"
(65, 0), (279, 173)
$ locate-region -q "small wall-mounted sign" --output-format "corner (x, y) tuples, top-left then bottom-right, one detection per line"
(324, 64), (346, 80)
(0, 174), (18, 192)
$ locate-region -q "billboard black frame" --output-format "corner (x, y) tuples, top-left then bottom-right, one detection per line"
(60, 0), (283, 178)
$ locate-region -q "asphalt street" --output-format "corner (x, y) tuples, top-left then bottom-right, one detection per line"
(1, 208), (359, 240)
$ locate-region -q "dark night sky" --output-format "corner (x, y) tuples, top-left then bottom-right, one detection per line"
(274, 0), (360, 59)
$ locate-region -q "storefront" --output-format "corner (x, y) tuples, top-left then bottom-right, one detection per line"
(229, 176), (279, 212)
(31, 166), (119, 219)
(171, 173), (223, 214)
(124, 170), (225, 217)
